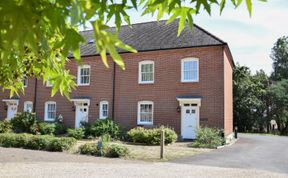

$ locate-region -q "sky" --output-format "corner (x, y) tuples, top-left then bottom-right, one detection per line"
(117, 0), (288, 74)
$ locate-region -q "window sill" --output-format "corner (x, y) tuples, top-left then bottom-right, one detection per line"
(138, 82), (154, 85)
(137, 122), (153, 125)
(44, 118), (55, 122)
(77, 84), (90, 86)
(181, 80), (199, 83)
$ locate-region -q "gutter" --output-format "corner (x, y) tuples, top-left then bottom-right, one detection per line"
(112, 62), (116, 120)
(33, 78), (37, 113)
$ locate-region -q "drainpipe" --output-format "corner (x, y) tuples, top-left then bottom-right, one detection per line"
(33, 78), (37, 113)
(112, 62), (116, 120)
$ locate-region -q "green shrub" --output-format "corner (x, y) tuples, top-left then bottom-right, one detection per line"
(80, 121), (92, 138)
(38, 122), (56, 135)
(79, 143), (99, 156)
(49, 137), (77, 151)
(54, 122), (67, 135)
(105, 144), (129, 158)
(191, 127), (223, 149)
(0, 120), (12, 133)
(10, 112), (37, 133)
(67, 128), (85, 139)
(0, 133), (76, 152)
(90, 119), (120, 139)
(27, 135), (53, 150)
(127, 126), (178, 145)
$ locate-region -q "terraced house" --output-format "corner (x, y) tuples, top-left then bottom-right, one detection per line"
(0, 20), (234, 140)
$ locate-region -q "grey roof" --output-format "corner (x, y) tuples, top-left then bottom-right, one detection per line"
(77, 20), (226, 57)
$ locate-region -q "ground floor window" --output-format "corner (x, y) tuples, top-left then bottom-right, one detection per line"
(137, 101), (153, 125)
(45, 101), (56, 121)
(24, 101), (33, 113)
(99, 101), (108, 119)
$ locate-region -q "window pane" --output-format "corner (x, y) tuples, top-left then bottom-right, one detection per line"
(139, 104), (153, 123)
(141, 63), (153, 82)
(183, 60), (198, 81)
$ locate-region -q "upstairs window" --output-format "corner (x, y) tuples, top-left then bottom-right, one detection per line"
(181, 58), (199, 82)
(46, 77), (53, 87)
(45, 101), (56, 121)
(99, 101), (109, 119)
(23, 78), (28, 87)
(137, 101), (153, 125)
(139, 61), (154, 84)
(77, 65), (90, 86)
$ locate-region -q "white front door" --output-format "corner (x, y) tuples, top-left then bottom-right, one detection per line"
(75, 105), (89, 128)
(181, 104), (199, 139)
(7, 103), (18, 119)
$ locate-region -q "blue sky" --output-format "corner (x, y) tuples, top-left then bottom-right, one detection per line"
(115, 0), (288, 74)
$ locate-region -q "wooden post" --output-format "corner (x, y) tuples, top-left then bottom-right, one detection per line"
(160, 129), (165, 159)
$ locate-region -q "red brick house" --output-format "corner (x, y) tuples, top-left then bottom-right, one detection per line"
(0, 20), (234, 140)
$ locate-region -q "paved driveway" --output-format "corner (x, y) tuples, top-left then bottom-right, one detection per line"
(172, 133), (288, 174)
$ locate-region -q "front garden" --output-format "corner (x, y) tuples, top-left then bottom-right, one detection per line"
(0, 112), (225, 161)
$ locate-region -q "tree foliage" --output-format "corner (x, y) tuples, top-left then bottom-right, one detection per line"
(271, 36), (288, 81)
(0, 0), (266, 97)
(268, 80), (288, 134)
(233, 64), (269, 132)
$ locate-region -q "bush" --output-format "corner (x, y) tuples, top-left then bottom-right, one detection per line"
(79, 143), (99, 156)
(0, 120), (12, 133)
(54, 122), (67, 135)
(105, 144), (129, 158)
(191, 127), (223, 149)
(38, 122), (56, 135)
(79, 143), (129, 158)
(127, 126), (178, 145)
(10, 112), (37, 133)
(67, 128), (85, 139)
(0, 133), (76, 152)
(49, 137), (77, 151)
(80, 121), (92, 138)
(90, 119), (120, 139)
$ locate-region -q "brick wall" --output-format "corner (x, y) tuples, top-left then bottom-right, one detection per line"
(0, 45), (233, 136)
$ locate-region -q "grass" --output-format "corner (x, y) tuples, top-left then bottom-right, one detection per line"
(73, 139), (211, 162)
(122, 142), (211, 161)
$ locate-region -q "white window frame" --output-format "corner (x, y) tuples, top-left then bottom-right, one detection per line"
(44, 101), (57, 121)
(138, 60), (154, 84)
(99, 101), (109, 119)
(181, 58), (199, 83)
(137, 101), (154, 125)
(77, 65), (91, 86)
(23, 78), (28, 88)
(46, 77), (53, 87)
(24, 101), (33, 113)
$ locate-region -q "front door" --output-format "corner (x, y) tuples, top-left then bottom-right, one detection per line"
(181, 104), (199, 139)
(75, 105), (89, 128)
(7, 103), (18, 119)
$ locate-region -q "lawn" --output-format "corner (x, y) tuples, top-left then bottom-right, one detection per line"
(73, 140), (211, 162)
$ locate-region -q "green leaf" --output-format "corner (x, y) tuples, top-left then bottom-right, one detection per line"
(246, 0), (252, 17)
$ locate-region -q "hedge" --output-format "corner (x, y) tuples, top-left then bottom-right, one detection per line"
(0, 133), (76, 152)
(127, 126), (178, 145)
(79, 143), (129, 158)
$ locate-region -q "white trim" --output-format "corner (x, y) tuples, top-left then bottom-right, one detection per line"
(46, 78), (53, 87)
(177, 98), (202, 106)
(44, 101), (57, 121)
(24, 101), (33, 113)
(99, 101), (109, 119)
(77, 65), (91, 86)
(181, 58), (199, 83)
(138, 60), (154, 84)
(137, 101), (154, 125)
(70, 99), (90, 106)
(2, 99), (19, 105)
